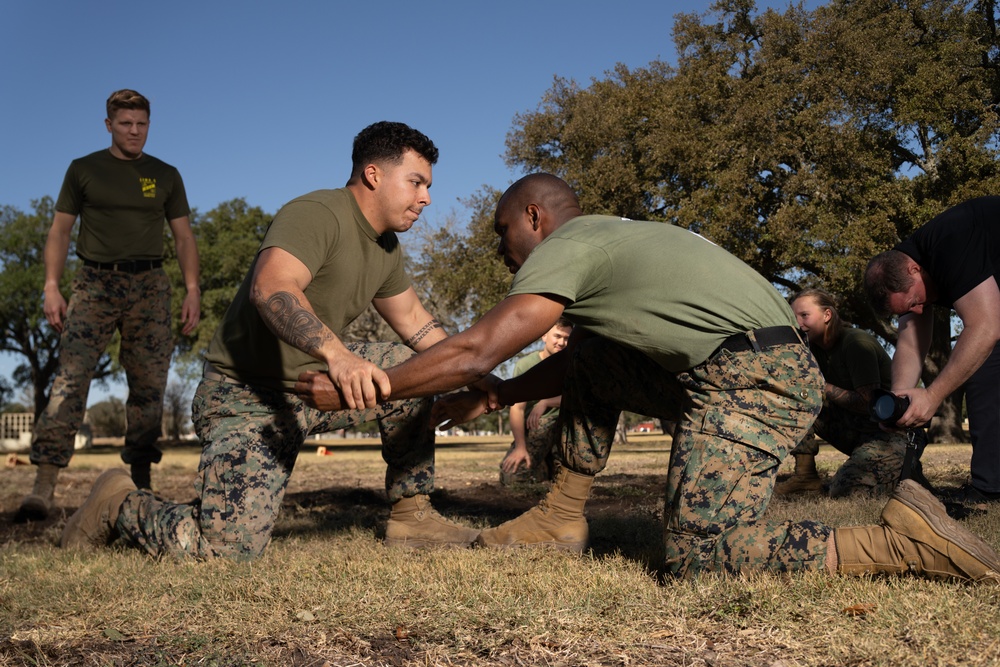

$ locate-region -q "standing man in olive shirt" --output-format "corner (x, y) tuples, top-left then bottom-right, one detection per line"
(16, 89), (200, 522)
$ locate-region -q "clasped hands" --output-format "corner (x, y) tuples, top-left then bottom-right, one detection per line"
(294, 368), (502, 430)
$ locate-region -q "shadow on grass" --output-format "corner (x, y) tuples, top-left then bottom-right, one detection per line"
(274, 473), (669, 576)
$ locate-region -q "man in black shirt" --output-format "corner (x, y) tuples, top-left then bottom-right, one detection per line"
(865, 197), (1000, 501)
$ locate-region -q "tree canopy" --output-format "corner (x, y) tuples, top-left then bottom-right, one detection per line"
(413, 187), (510, 328)
(498, 0), (1000, 440)
(164, 197), (271, 376)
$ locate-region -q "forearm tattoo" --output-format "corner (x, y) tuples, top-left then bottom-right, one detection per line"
(405, 318), (444, 349)
(259, 291), (333, 355)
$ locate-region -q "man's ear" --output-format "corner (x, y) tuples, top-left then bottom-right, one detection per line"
(361, 163), (379, 189)
(527, 204), (540, 230)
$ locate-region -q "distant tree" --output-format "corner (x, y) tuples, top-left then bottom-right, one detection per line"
(163, 198), (271, 373)
(0, 198), (117, 417)
(0, 376), (14, 411)
(413, 187), (510, 329)
(88, 396), (127, 438)
(503, 0), (1000, 442)
(162, 379), (193, 440)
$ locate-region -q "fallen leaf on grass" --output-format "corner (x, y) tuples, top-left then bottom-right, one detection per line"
(842, 603), (876, 617)
(103, 628), (127, 641)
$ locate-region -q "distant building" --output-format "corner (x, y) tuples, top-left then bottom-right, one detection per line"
(0, 412), (91, 453)
(631, 421), (657, 433)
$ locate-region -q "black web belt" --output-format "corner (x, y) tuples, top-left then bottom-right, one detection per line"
(83, 258), (163, 273)
(712, 326), (803, 357)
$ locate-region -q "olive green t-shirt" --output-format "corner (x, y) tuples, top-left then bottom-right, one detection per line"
(205, 188), (411, 389)
(507, 215), (796, 372)
(812, 327), (891, 392)
(55, 149), (190, 262)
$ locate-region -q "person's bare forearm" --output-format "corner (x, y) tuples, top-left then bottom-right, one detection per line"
(252, 289), (344, 363)
(385, 332), (500, 398)
(509, 402), (528, 447)
(43, 216), (73, 290)
(404, 318), (446, 350)
(175, 233), (200, 293)
(384, 294), (562, 400)
(925, 327), (998, 405)
(892, 313), (931, 391)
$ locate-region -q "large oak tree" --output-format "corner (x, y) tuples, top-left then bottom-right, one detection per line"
(499, 0), (1000, 441)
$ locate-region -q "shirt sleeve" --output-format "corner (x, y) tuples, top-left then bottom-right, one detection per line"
(54, 162), (82, 215)
(163, 168), (191, 221)
(508, 238), (609, 303)
(260, 200), (341, 278)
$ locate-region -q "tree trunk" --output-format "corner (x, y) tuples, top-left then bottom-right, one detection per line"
(924, 310), (967, 443)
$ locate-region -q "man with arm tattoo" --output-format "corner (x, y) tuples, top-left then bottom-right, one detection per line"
(62, 121), (480, 559)
(777, 289), (931, 498)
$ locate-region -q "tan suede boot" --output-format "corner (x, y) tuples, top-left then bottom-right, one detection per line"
(60, 469), (137, 551)
(384, 495), (480, 548)
(14, 463), (60, 523)
(476, 468), (593, 553)
(835, 479), (1000, 583)
(774, 453), (823, 495)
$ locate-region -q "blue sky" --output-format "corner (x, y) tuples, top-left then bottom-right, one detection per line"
(1, 0), (805, 405)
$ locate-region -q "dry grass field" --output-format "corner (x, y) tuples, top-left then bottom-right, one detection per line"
(1, 434), (999, 666)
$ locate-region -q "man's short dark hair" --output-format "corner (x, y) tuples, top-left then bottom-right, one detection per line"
(864, 249), (914, 317)
(106, 89), (150, 119)
(351, 121), (438, 179)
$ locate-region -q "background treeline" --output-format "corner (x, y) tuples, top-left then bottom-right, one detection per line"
(2, 0), (1000, 443)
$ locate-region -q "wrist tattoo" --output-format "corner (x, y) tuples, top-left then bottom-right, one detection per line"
(405, 318), (444, 348)
(259, 291), (331, 355)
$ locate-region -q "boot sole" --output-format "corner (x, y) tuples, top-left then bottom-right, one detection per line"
(885, 479), (1000, 581)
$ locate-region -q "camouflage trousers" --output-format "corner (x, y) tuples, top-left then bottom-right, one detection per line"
(499, 410), (562, 485)
(31, 266), (172, 467)
(790, 404), (918, 497)
(558, 335), (828, 578)
(116, 342), (435, 560)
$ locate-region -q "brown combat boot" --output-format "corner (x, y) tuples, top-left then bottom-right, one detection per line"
(384, 495), (480, 548)
(60, 469), (136, 551)
(774, 453), (823, 495)
(835, 479), (1000, 583)
(476, 468), (593, 552)
(14, 463), (60, 523)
